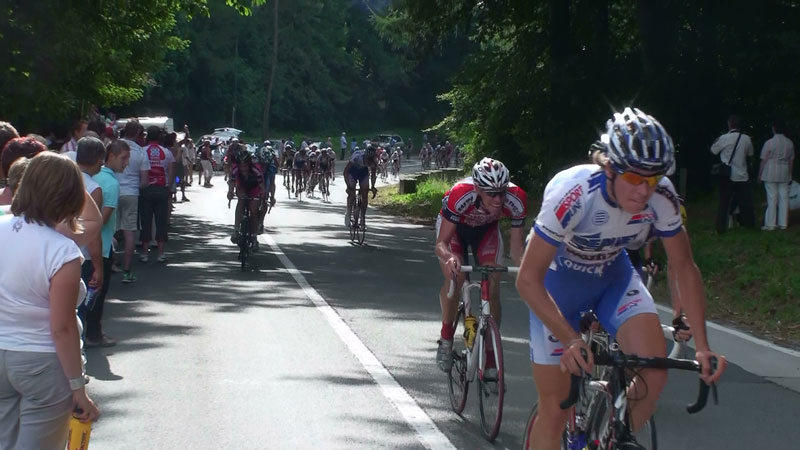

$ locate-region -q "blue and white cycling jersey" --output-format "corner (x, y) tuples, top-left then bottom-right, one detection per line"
(350, 149), (367, 168)
(527, 164), (683, 365)
(533, 164), (683, 274)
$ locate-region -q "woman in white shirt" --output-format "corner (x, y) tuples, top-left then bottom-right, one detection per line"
(0, 152), (100, 450)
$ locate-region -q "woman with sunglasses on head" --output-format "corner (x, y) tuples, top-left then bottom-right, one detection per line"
(516, 108), (727, 450)
(434, 157), (528, 375)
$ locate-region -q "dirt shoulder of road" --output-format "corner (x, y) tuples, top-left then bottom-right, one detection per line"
(373, 184), (800, 351)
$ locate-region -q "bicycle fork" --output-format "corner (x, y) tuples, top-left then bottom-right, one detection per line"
(461, 280), (493, 384)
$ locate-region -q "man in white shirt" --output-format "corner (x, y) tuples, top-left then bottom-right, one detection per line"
(710, 115), (756, 233)
(75, 138), (106, 329)
(340, 132), (347, 160)
(116, 120), (150, 282)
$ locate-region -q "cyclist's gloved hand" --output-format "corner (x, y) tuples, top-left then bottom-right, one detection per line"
(227, 191), (234, 201)
(695, 350), (727, 385)
(672, 314), (692, 342)
(371, 187), (377, 199)
(561, 338), (593, 376)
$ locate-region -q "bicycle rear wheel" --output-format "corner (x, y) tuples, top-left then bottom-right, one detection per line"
(448, 304), (469, 414)
(477, 316), (505, 442)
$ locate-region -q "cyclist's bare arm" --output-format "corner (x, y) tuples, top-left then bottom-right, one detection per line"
(516, 233), (591, 374)
(509, 226), (525, 266)
(434, 218), (461, 277)
(660, 229), (727, 384)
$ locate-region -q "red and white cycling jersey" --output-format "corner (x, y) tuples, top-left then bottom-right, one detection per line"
(440, 177), (528, 228)
(144, 143), (175, 187)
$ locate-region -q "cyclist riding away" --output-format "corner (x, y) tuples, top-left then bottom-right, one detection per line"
(515, 107), (727, 450)
(228, 151), (266, 252)
(434, 157), (528, 377)
(344, 145), (379, 227)
(256, 144), (278, 232)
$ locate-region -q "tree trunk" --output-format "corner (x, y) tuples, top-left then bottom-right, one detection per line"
(262, 0), (279, 140)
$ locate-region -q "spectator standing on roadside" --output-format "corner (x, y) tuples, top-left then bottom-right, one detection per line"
(0, 153), (101, 450)
(140, 126), (175, 263)
(59, 120), (88, 155)
(199, 140), (214, 187)
(75, 137), (106, 303)
(407, 138), (413, 160)
(340, 132), (347, 160)
(84, 140), (130, 347)
(759, 119), (795, 230)
(117, 120), (150, 283)
(711, 115), (756, 233)
(326, 136), (333, 152)
(182, 138), (196, 187)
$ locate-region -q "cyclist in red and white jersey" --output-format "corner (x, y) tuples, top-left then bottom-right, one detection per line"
(434, 157), (528, 372)
(516, 108), (727, 450)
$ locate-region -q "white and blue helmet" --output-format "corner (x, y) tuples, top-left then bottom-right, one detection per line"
(605, 107), (675, 176)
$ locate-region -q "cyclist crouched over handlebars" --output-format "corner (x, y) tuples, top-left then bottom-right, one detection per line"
(434, 158), (528, 374)
(516, 108), (727, 450)
(228, 151), (266, 252)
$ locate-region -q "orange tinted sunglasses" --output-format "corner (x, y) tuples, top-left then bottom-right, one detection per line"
(618, 171), (663, 187)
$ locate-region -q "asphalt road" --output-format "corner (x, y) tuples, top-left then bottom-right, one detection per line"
(87, 161), (800, 449)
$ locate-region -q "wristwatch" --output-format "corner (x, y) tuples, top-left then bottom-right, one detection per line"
(69, 373), (87, 391)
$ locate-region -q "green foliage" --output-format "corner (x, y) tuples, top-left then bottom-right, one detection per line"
(391, 0), (800, 191)
(122, 0), (454, 138)
(373, 177), (451, 220)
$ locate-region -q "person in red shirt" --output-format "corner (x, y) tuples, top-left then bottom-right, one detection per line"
(433, 157), (528, 374)
(140, 126), (175, 263)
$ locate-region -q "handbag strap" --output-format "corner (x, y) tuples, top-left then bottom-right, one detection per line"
(727, 132), (743, 165)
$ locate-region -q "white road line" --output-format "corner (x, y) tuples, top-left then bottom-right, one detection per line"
(263, 234), (457, 450)
(655, 304), (800, 358)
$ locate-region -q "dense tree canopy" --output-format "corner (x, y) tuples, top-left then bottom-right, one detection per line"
(385, 0), (800, 191)
(3, 0), (798, 192)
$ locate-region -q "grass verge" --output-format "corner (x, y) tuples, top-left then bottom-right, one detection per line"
(374, 182), (800, 348)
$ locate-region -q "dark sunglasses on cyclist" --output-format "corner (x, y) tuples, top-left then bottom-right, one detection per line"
(483, 190), (507, 198)
(616, 170), (662, 188)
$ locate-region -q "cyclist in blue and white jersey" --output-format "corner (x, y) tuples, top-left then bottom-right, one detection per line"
(516, 108), (727, 450)
(343, 145), (379, 226)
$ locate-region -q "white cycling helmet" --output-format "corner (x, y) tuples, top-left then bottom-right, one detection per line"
(472, 157), (509, 192)
(605, 107), (675, 175)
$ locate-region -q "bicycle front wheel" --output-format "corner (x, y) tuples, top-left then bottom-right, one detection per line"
(477, 316), (505, 442)
(357, 205), (366, 245)
(448, 304), (469, 414)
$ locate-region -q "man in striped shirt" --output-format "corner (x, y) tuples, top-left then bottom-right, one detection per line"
(59, 120), (88, 155)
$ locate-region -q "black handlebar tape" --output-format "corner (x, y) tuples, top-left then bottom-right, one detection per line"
(687, 356), (718, 414)
(686, 379), (709, 414)
(560, 374), (582, 410)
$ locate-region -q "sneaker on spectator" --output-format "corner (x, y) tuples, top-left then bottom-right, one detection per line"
(85, 333), (116, 348)
(139, 253), (149, 263)
(122, 271), (137, 283)
(157, 253), (168, 263)
(111, 264), (122, 273)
